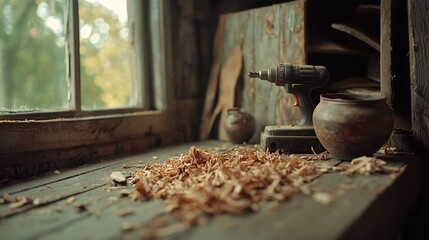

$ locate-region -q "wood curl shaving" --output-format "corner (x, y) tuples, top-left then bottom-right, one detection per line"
(130, 146), (324, 223)
(340, 156), (401, 176)
(130, 147), (402, 227)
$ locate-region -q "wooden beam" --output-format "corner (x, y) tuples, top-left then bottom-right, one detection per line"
(408, 0), (429, 152)
(381, 0), (414, 152)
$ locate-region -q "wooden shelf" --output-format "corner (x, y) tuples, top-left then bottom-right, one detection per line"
(331, 23), (380, 51)
(0, 141), (421, 239)
(306, 34), (370, 55)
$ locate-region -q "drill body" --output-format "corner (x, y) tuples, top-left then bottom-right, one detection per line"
(250, 63), (329, 126)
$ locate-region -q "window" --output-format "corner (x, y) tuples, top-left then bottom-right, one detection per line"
(0, 0), (173, 175)
(79, 0), (136, 110)
(0, 0), (161, 116)
(0, 0), (69, 112)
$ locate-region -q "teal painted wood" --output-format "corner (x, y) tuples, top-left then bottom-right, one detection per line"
(252, 5), (281, 140)
(219, 1), (305, 143)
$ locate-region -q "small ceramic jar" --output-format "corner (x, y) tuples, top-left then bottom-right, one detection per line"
(224, 108), (256, 144)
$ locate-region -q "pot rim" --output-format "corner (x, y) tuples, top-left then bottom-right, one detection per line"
(320, 93), (386, 104)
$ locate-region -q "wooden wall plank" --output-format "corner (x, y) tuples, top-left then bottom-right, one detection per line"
(403, 1), (429, 237)
(217, 1), (305, 143)
(408, 0), (429, 151)
(172, 0), (201, 98)
(241, 11), (256, 115)
(276, 1), (305, 125)
(252, 5), (281, 140)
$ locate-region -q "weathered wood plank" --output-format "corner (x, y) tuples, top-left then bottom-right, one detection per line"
(1, 187), (165, 239)
(241, 10), (256, 116)
(199, 17), (225, 140)
(1, 141), (225, 193)
(0, 141), (224, 216)
(0, 98), (203, 180)
(0, 142), (420, 240)
(331, 23), (380, 51)
(0, 141), (228, 238)
(252, 4), (281, 138)
(381, 0), (414, 152)
(276, 1), (305, 125)
(340, 156), (421, 240)
(172, 0), (201, 98)
(210, 1), (305, 143)
(408, 0), (429, 151)
(406, 0), (429, 237)
(0, 136), (159, 179)
(172, 156), (418, 240)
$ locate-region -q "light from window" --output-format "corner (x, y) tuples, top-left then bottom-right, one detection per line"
(0, 0), (139, 113)
(0, 0), (68, 112)
(79, 0), (136, 110)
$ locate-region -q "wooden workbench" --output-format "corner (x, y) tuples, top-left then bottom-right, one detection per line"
(0, 141), (421, 240)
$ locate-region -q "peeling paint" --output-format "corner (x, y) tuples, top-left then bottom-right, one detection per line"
(218, 1), (305, 142)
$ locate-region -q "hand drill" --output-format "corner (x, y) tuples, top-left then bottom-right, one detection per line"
(249, 63), (329, 126)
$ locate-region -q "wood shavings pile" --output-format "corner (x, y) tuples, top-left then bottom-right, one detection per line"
(129, 146), (401, 224)
(130, 146), (321, 222)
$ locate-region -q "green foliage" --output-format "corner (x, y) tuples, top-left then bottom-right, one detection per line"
(0, 0), (133, 112)
(0, 0), (67, 110)
(79, 0), (132, 109)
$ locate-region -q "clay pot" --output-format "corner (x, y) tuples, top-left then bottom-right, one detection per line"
(313, 93), (394, 160)
(224, 108), (256, 144)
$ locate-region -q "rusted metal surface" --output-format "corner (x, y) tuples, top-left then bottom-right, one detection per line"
(216, 1), (305, 143)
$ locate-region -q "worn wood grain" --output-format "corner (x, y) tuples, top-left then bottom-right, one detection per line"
(331, 23), (380, 51)
(200, 17), (226, 140)
(340, 156), (421, 240)
(0, 98), (203, 180)
(215, 1), (305, 143)
(381, 0), (412, 128)
(406, 2), (429, 236)
(173, 0), (200, 98)
(408, 0), (429, 151)
(0, 141), (420, 240)
(252, 4), (281, 136)
(214, 45), (243, 140)
(276, 1), (305, 125)
(182, 171), (412, 240)
(0, 141), (225, 239)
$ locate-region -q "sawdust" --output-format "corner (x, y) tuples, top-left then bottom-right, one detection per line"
(128, 146), (401, 231)
(130, 146), (323, 223)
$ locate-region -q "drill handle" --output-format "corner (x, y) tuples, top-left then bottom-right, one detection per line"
(290, 84), (314, 126)
(296, 92), (314, 126)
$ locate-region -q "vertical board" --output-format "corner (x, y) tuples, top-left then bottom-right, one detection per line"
(218, 1), (305, 142)
(408, 0), (429, 149)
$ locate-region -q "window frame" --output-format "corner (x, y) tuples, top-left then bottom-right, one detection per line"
(0, 0), (168, 120)
(0, 0), (176, 160)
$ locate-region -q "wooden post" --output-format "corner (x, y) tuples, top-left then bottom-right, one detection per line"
(381, 0), (414, 152)
(408, 0), (429, 152)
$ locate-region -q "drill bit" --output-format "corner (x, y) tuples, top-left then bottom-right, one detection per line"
(249, 71), (260, 78)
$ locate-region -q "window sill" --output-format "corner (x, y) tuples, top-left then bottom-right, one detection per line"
(0, 109), (162, 121)
(0, 109), (185, 180)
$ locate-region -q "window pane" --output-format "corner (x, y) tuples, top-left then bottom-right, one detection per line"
(79, 0), (135, 110)
(0, 0), (69, 112)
